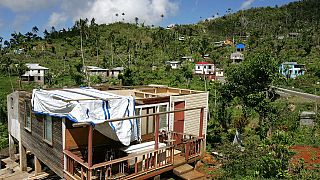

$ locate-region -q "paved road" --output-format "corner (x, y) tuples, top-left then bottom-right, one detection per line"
(273, 86), (320, 101)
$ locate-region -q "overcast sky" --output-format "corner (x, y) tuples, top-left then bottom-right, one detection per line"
(0, 0), (297, 41)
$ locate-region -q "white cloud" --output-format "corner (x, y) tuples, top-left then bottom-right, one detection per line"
(240, 0), (255, 10)
(0, 0), (58, 12)
(12, 15), (30, 30)
(49, 0), (178, 27)
(47, 12), (67, 28)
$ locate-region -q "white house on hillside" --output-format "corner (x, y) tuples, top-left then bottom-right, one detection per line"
(84, 66), (124, 80)
(166, 61), (181, 69)
(194, 62), (215, 75)
(230, 52), (244, 64)
(194, 62), (215, 80)
(21, 63), (49, 84)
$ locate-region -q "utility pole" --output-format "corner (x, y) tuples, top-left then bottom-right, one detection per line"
(214, 64), (217, 108)
(316, 82), (319, 113)
(203, 67), (207, 91)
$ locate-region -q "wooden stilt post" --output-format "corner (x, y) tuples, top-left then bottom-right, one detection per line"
(9, 135), (15, 159)
(88, 125), (93, 179)
(19, 141), (27, 171)
(199, 108), (204, 156)
(199, 108), (204, 138)
(34, 156), (42, 175)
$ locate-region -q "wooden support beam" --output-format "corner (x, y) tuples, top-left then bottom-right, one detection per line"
(19, 141), (27, 171)
(155, 115), (160, 150)
(88, 125), (93, 180)
(34, 156), (42, 175)
(9, 135), (16, 159)
(199, 108), (204, 137)
(88, 125), (93, 167)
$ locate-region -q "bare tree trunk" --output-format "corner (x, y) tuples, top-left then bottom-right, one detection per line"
(80, 27), (89, 86)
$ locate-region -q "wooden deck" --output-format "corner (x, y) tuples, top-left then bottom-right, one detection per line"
(64, 134), (203, 180)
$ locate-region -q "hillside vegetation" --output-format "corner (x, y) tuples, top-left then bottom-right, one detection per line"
(1, 0), (320, 178)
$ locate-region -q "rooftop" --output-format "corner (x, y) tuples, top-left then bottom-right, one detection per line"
(196, 61), (213, 65)
(231, 52), (244, 55)
(112, 67), (124, 71)
(166, 61), (181, 64)
(86, 66), (108, 71)
(281, 62), (305, 65)
(26, 63), (49, 70)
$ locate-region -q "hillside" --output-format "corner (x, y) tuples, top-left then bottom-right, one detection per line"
(0, 0), (319, 121)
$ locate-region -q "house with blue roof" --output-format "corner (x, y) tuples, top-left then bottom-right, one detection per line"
(236, 43), (245, 52)
(279, 62), (306, 79)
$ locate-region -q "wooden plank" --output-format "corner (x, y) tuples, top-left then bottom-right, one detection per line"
(19, 141), (27, 171)
(88, 125), (93, 167)
(154, 115), (159, 150)
(199, 108), (204, 137)
(34, 156), (42, 175)
(19, 92), (64, 177)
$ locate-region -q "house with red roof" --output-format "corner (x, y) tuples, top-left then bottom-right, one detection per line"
(194, 62), (215, 80)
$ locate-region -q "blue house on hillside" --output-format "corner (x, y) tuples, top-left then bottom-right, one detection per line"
(236, 43), (245, 51)
(279, 62), (305, 79)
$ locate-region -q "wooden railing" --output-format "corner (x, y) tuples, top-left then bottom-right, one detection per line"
(64, 145), (174, 180)
(163, 131), (203, 160)
(64, 150), (89, 179)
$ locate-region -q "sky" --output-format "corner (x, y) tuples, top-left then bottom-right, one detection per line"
(0, 0), (298, 41)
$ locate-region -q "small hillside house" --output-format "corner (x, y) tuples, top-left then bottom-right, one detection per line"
(194, 62), (215, 80)
(7, 85), (208, 179)
(21, 63), (49, 84)
(110, 67), (124, 78)
(280, 62), (305, 79)
(230, 52), (244, 64)
(166, 61), (181, 69)
(85, 66), (124, 80)
(181, 56), (194, 62)
(215, 68), (225, 83)
(236, 43), (245, 52)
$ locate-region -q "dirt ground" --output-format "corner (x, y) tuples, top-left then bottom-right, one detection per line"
(290, 145), (320, 170)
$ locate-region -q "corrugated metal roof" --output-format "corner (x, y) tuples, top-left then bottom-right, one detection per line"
(26, 63), (49, 70)
(196, 61), (213, 65)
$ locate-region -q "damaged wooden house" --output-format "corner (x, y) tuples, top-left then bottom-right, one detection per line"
(7, 85), (208, 179)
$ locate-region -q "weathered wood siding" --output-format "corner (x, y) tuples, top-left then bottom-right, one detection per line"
(65, 125), (117, 150)
(18, 91), (63, 177)
(7, 92), (20, 141)
(169, 92), (208, 137)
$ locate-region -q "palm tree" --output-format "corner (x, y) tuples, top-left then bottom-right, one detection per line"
(122, 13), (125, 22)
(4, 40), (10, 48)
(32, 26), (39, 34)
(115, 13), (119, 22)
(16, 62), (28, 89)
(161, 14), (164, 20)
(0, 36), (3, 49)
(75, 19), (89, 84)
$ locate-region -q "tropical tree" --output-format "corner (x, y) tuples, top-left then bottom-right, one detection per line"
(15, 62), (29, 89)
(0, 36), (3, 50)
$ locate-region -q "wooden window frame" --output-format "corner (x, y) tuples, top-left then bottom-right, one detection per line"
(24, 100), (32, 132)
(136, 103), (169, 136)
(43, 115), (53, 146)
